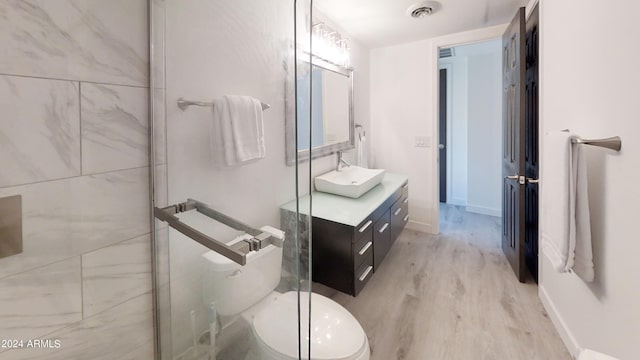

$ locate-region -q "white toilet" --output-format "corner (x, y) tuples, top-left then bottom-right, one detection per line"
(202, 240), (370, 360)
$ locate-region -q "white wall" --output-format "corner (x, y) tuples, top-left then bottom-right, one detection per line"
(439, 56), (469, 206)
(370, 25), (506, 233)
(370, 39), (435, 232)
(538, 0), (640, 359)
(466, 46), (502, 217)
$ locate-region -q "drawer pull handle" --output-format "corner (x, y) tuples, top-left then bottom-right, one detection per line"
(403, 214), (409, 222)
(393, 208), (402, 216)
(359, 220), (373, 233)
(359, 266), (373, 281)
(358, 241), (372, 255)
(379, 223), (389, 233)
(403, 183), (409, 189)
(403, 198), (409, 204)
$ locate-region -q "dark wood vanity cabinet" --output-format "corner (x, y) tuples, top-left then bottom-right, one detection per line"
(312, 180), (409, 296)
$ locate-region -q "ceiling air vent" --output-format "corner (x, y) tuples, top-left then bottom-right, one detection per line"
(407, 2), (441, 19)
(410, 6), (433, 18)
(439, 47), (454, 58)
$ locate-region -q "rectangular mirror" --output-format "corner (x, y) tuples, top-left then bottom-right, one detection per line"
(286, 57), (354, 166)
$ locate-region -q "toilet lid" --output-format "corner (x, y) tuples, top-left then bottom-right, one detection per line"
(253, 291), (366, 359)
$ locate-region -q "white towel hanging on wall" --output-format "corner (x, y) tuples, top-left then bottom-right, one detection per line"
(211, 95), (266, 167)
(540, 130), (594, 282)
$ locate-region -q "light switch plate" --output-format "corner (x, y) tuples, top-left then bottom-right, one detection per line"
(0, 195), (22, 259)
(415, 136), (431, 148)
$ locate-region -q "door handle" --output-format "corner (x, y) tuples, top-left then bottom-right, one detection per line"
(358, 241), (372, 255)
(358, 266), (373, 282)
(505, 174), (526, 185)
(438, 144), (445, 149)
(359, 220), (372, 233)
(527, 178), (540, 184)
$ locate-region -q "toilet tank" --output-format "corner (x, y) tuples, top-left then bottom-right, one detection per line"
(201, 241), (282, 316)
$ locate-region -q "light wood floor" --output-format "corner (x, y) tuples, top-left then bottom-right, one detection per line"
(314, 204), (571, 360)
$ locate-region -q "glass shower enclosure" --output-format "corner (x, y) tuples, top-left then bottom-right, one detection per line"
(150, 0), (315, 359)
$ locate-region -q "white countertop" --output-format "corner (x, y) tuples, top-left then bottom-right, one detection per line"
(281, 173), (408, 227)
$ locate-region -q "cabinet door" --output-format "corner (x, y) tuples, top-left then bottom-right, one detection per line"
(390, 195), (408, 244)
(353, 229), (373, 271)
(354, 261), (374, 296)
(373, 209), (391, 271)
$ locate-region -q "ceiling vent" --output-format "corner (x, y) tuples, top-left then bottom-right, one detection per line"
(410, 6), (432, 18)
(439, 47), (454, 58)
(407, 1), (441, 19)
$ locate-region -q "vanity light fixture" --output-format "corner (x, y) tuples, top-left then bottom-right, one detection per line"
(310, 22), (350, 68)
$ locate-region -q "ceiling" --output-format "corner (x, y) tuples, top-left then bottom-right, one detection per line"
(314, 0), (528, 48)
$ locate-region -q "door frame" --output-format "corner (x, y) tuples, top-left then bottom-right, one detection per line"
(430, 25), (506, 233)
(431, 3), (540, 232)
(437, 63), (453, 204)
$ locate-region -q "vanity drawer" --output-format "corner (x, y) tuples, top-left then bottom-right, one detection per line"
(373, 209), (391, 271)
(354, 261), (374, 296)
(402, 181), (409, 199)
(390, 197), (409, 244)
(353, 232), (373, 270)
(354, 216), (374, 242)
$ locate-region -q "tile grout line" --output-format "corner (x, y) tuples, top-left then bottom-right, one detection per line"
(0, 164), (164, 190)
(0, 72), (149, 89)
(2, 290), (154, 350)
(80, 255), (85, 320)
(0, 232), (151, 282)
(79, 82), (83, 176)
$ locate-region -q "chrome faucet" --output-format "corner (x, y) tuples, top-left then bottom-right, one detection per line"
(336, 151), (351, 171)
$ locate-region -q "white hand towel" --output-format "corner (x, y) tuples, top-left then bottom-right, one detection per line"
(212, 95), (265, 166)
(541, 131), (573, 271)
(357, 134), (368, 168)
(571, 140), (594, 282)
(541, 131), (595, 282)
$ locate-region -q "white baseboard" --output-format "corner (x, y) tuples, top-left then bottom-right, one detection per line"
(465, 204), (501, 217)
(448, 197), (467, 207)
(405, 220), (435, 234)
(539, 285), (581, 359)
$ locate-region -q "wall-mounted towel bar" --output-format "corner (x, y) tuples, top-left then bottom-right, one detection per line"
(177, 97), (271, 111)
(571, 136), (622, 152)
(154, 199), (283, 265)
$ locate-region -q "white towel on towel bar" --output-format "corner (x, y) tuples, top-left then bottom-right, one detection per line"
(571, 140), (594, 281)
(540, 131), (594, 282)
(541, 131), (573, 272)
(357, 133), (368, 168)
(212, 95), (265, 166)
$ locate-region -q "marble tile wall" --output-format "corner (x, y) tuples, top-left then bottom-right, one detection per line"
(81, 83), (149, 174)
(0, 0), (148, 86)
(0, 1), (153, 359)
(0, 75), (80, 188)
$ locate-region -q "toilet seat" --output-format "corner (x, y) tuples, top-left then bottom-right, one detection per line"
(252, 291), (369, 360)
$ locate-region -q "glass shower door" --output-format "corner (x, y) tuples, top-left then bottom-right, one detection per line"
(150, 0), (313, 359)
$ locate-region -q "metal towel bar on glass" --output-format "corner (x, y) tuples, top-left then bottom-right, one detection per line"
(154, 199), (283, 265)
(177, 97), (271, 111)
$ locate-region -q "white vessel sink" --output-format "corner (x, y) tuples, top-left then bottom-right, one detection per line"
(315, 166), (386, 198)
